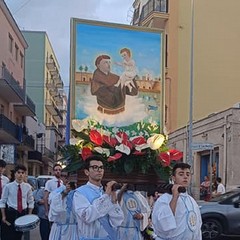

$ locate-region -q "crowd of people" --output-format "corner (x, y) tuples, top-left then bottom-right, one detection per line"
(200, 175), (226, 201)
(0, 156), (227, 240)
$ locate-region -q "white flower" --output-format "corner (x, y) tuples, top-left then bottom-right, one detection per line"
(115, 144), (131, 155)
(72, 119), (88, 132)
(135, 143), (150, 151)
(69, 138), (83, 145)
(94, 147), (110, 157)
(147, 134), (165, 150)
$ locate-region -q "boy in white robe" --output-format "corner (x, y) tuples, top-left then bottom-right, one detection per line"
(152, 163), (202, 240)
(49, 181), (78, 240)
(117, 183), (151, 240)
(72, 155), (124, 240)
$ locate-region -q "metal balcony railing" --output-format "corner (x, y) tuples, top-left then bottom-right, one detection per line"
(0, 66), (25, 102)
(0, 114), (17, 138)
(26, 95), (36, 114)
(133, 0), (168, 25)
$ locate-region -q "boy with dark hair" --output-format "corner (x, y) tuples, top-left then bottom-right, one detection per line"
(73, 155), (124, 239)
(0, 164), (34, 240)
(152, 162), (202, 240)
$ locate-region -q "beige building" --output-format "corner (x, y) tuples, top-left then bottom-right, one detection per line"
(132, 0), (240, 132)
(132, 0), (240, 193)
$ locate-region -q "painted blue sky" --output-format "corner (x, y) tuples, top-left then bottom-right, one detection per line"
(75, 22), (163, 78)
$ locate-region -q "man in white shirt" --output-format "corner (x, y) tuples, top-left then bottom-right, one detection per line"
(0, 164), (34, 240)
(73, 155), (124, 240)
(215, 177), (226, 196)
(0, 159), (9, 199)
(43, 163), (63, 216)
(43, 163), (63, 240)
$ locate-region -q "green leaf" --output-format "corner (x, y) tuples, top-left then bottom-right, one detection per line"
(124, 159), (134, 174)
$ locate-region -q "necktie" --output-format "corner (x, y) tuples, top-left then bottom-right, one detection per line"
(17, 184), (23, 213)
(57, 180), (60, 187)
(0, 177), (2, 198)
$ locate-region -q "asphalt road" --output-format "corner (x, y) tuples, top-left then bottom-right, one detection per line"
(22, 225), (40, 240)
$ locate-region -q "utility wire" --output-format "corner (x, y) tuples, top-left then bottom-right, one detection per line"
(12, 0), (32, 15)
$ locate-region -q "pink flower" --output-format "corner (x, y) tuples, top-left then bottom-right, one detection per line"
(89, 130), (103, 146)
(107, 153), (122, 162)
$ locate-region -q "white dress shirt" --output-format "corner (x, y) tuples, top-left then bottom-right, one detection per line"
(0, 180), (34, 210)
(44, 177), (63, 193)
(0, 174), (9, 198)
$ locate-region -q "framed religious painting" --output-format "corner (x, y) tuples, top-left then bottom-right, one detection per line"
(66, 18), (178, 179)
(70, 18), (165, 136)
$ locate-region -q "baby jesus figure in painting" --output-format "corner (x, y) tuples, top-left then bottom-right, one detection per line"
(114, 47), (137, 92)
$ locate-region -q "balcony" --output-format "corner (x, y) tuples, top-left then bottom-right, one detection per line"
(45, 100), (58, 115)
(28, 151), (42, 162)
(52, 107), (63, 123)
(46, 123), (61, 136)
(46, 56), (58, 76)
(0, 114), (18, 143)
(14, 95), (36, 116)
(17, 133), (35, 151)
(0, 66), (25, 103)
(43, 147), (55, 159)
(53, 74), (64, 89)
(0, 67), (36, 116)
(132, 0), (169, 26)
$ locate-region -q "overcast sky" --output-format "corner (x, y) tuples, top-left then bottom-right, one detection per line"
(5, 0), (134, 92)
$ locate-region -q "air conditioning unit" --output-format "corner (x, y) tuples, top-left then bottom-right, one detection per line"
(233, 102), (240, 108)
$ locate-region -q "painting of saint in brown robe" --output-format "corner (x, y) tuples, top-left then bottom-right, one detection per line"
(91, 54), (138, 115)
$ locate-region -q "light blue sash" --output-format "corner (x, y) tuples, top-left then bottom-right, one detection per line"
(77, 185), (116, 240)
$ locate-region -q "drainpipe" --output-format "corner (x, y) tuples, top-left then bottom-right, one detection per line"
(223, 116), (227, 188)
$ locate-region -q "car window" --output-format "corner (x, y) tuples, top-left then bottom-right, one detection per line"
(209, 191), (240, 202)
(27, 177), (37, 190)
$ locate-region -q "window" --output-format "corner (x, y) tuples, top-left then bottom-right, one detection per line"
(20, 52), (24, 68)
(0, 105), (4, 115)
(15, 44), (19, 62)
(8, 34), (13, 53)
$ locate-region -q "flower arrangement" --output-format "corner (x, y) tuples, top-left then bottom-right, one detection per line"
(62, 118), (183, 181)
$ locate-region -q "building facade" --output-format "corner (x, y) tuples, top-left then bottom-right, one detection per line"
(22, 31), (66, 175)
(132, 0), (240, 132)
(131, 0), (240, 194)
(168, 108), (240, 196)
(0, 0), (36, 176)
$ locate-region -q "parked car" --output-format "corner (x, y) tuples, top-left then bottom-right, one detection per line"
(27, 176), (38, 190)
(36, 175), (54, 188)
(198, 188), (240, 240)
